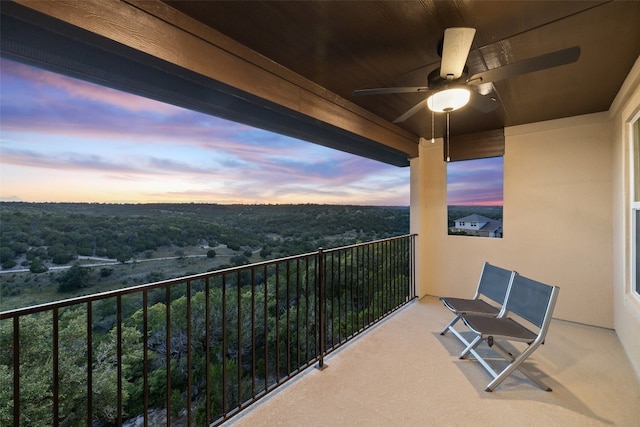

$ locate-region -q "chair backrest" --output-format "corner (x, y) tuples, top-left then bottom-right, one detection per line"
(476, 262), (514, 305)
(505, 274), (559, 329)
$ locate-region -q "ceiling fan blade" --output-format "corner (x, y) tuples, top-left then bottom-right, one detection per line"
(467, 91), (500, 113)
(392, 99), (428, 123)
(440, 27), (476, 80)
(352, 87), (429, 96)
(468, 46), (580, 85)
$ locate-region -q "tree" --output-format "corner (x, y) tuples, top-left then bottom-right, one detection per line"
(117, 248), (133, 263)
(48, 243), (75, 265)
(57, 263), (91, 292)
(100, 267), (114, 277)
(226, 241), (241, 251)
(0, 247), (15, 266)
(1, 259), (16, 269)
(259, 246), (272, 258)
(230, 255), (249, 266)
(206, 249), (216, 258)
(29, 257), (48, 273)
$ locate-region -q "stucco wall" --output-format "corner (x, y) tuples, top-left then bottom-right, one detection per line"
(411, 112), (614, 328)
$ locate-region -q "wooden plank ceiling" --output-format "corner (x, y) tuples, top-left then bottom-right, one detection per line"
(163, 0), (640, 139)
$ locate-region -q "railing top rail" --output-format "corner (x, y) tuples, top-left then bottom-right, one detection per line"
(323, 233), (416, 254)
(0, 234), (416, 319)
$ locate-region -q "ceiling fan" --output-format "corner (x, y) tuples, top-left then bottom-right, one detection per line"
(352, 27), (581, 124)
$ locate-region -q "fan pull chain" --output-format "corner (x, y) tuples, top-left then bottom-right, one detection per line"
(445, 111), (451, 162)
(430, 110), (435, 144)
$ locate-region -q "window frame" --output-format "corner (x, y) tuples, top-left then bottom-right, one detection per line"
(631, 116), (640, 298)
(446, 156), (504, 239)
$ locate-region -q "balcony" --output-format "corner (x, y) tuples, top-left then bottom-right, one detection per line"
(223, 296), (640, 427)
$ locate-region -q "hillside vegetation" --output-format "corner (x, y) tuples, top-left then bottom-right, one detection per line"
(0, 203), (409, 309)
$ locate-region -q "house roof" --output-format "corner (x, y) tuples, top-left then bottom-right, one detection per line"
(479, 220), (503, 233)
(455, 214), (495, 223)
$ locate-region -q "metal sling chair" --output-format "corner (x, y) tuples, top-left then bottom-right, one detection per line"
(459, 273), (560, 392)
(439, 262), (515, 347)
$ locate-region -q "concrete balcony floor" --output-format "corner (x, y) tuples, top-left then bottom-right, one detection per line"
(223, 296), (640, 427)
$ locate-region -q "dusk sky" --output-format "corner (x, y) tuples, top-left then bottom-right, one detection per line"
(0, 58), (502, 206)
(447, 156), (503, 206)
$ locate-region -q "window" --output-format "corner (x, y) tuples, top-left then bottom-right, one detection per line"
(447, 156), (504, 238)
(633, 118), (640, 295)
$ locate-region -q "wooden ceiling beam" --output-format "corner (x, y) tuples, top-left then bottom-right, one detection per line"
(9, 0), (419, 161)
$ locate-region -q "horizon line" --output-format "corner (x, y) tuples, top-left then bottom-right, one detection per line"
(0, 200), (411, 207)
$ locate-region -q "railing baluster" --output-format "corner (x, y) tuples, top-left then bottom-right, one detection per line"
(286, 260), (291, 376)
(251, 266), (256, 398)
(237, 269), (242, 409)
(143, 290), (149, 427)
(359, 244), (363, 331)
(117, 296), (123, 426)
(354, 245), (360, 333)
(275, 262), (280, 380)
(317, 248), (325, 369)
(263, 264), (268, 393)
(384, 241), (388, 314)
(305, 257), (310, 362)
(186, 280), (192, 426)
(413, 235), (417, 296)
(388, 241), (392, 309)
(205, 277), (211, 425)
(377, 242), (382, 318)
(12, 316), (19, 427)
(389, 240), (394, 307)
(222, 273), (227, 417)
(296, 258), (301, 370)
(339, 249), (342, 340)
(53, 308), (59, 427)
(365, 243), (370, 326)
(336, 250), (341, 344)
(165, 286), (171, 427)
(330, 251), (335, 347)
(372, 241), (377, 322)
(383, 240), (387, 312)
(86, 301), (93, 427)
(396, 238), (400, 303)
(350, 247), (354, 337)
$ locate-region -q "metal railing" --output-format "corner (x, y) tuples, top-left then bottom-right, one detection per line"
(0, 234), (416, 426)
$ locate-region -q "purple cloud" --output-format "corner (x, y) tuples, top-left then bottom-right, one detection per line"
(0, 58), (410, 205)
(447, 157), (503, 206)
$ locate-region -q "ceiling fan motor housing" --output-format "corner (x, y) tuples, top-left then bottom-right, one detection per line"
(428, 66), (469, 90)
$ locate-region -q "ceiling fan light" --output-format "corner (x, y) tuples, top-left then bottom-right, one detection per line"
(427, 88), (471, 112)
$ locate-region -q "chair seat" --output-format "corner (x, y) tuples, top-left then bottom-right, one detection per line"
(438, 263), (515, 342)
(440, 297), (500, 316)
(463, 314), (538, 342)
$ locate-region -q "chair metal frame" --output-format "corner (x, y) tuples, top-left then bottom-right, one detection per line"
(459, 274), (560, 392)
(439, 262), (516, 347)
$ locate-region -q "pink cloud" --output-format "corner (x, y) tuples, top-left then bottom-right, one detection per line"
(9, 60), (180, 115)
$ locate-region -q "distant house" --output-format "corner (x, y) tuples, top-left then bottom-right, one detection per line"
(450, 214), (503, 238)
